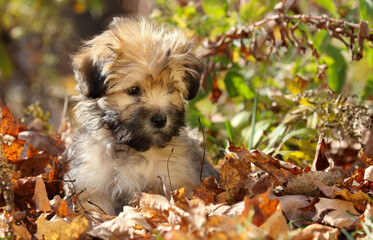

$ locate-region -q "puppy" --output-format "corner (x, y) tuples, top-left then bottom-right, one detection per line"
(65, 18), (219, 215)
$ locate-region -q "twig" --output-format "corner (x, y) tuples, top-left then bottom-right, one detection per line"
(157, 176), (170, 201)
(58, 96), (69, 135)
(87, 199), (107, 215)
(203, 12), (373, 80)
(65, 172), (87, 213)
(198, 116), (206, 181)
(166, 147), (174, 192)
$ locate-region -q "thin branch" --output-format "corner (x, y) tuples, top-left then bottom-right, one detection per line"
(198, 117), (206, 181)
(166, 147), (174, 192)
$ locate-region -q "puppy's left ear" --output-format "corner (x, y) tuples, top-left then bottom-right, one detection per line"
(183, 56), (203, 100)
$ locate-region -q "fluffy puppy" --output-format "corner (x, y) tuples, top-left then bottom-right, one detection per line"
(66, 18), (219, 215)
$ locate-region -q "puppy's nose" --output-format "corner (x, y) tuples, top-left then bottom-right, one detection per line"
(150, 113), (167, 128)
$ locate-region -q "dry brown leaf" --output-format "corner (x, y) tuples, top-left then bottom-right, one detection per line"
(35, 213), (90, 240)
(219, 156), (251, 202)
(13, 153), (51, 177)
(89, 206), (151, 239)
(360, 150), (373, 167)
(193, 176), (223, 205)
(364, 165), (373, 181)
(18, 131), (65, 157)
(291, 223), (340, 240)
(334, 189), (368, 213)
(50, 195), (75, 218)
(362, 202), (373, 227)
(244, 173), (270, 197)
(13, 176), (37, 197)
(275, 195), (314, 227)
(205, 215), (246, 240)
(313, 198), (359, 230)
(241, 191), (279, 227)
(33, 175), (52, 212)
(311, 135), (330, 171)
(206, 201), (245, 217)
(1, 107), (26, 161)
(172, 187), (190, 211)
(12, 222), (32, 240)
(133, 192), (171, 212)
(259, 204), (289, 239)
(246, 150), (298, 185)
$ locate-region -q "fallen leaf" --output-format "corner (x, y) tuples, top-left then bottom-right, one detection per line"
(246, 150), (298, 185)
(220, 156), (251, 202)
(1, 107), (26, 161)
(172, 187), (190, 211)
(313, 198), (359, 230)
(50, 195), (75, 218)
(35, 213), (90, 240)
(364, 165), (373, 181)
(89, 206), (151, 239)
(206, 201), (245, 217)
(334, 189), (368, 213)
(311, 135), (330, 171)
(18, 131), (65, 157)
(244, 173), (270, 197)
(12, 222), (32, 240)
(275, 195), (314, 227)
(291, 223), (340, 240)
(193, 176), (223, 205)
(241, 191), (279, 227)
(33, 176), (52, 212)
(259, 204), (289, 239)
(13, 153), (51, 177)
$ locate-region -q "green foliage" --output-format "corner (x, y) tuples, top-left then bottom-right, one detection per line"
(152, 0), (373, 164)
(22, 102), (54, 134)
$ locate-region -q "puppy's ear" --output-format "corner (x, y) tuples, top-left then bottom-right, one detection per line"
(72, 51), (107, 99)
(183, 56), (203, 100)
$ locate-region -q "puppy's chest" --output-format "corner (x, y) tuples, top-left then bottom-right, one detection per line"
(111, 145), (174, 184)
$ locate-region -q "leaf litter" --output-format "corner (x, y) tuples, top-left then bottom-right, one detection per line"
(2, 107), (373, 239)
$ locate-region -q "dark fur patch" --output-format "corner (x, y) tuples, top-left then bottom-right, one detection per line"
(83, 64), (108, 99)
(104, 106), (185, 152)
(183, 60), (203, 100)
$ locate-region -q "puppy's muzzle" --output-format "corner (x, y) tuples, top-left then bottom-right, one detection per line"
(150, 113), (167, 128)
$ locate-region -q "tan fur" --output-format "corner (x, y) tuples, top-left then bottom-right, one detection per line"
(65, 18), (218, 215)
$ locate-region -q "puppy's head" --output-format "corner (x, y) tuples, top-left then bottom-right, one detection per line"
(72, 18), (203, 151)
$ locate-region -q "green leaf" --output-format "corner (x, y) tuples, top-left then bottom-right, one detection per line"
(362, 74), (373, 100)
(225, 120), (234, 144)
(202, 0), (227, 18)
(231, 111), (251, 128)
(242, 119), (271, 148)
(263, 124), (287, 152)
(314, 0), (338, 17)
(0, 42), (13, 78)
(359, 0), (373, 22)
(224, 67), (254, 99)
(325, 46), (347, 93)
(280, 128), (317, 145)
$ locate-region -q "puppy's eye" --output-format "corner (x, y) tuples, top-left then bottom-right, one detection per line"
(126, 86), (141, 96)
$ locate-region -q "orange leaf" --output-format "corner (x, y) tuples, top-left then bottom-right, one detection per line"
(56, 200), (68, 218)
(1, 107), (25, 161)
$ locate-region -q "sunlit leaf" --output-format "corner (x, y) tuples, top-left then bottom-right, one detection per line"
(362, 74), (373, 100)
(281, 128), (317, 145)
(314, 0), (338, 17)
(224, 67), (254, 99)
(359, 0), (373, 24)
(202, 0), (228, 18)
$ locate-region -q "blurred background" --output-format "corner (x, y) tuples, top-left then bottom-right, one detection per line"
(0, 0), (155, 123)
(1, 0), (373, 164)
